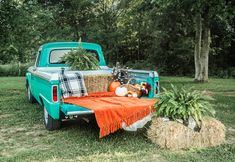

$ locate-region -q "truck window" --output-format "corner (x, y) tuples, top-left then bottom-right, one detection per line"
(36, 51), (41, 67)
(49, 49), (99, 64)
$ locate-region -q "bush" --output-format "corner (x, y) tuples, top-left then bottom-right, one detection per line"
(125, 60), (156, 70)
(209, 67), (235, 79)
(155, 84), (215, 126)
(62, 48), (100, 70)
(0, 62), (33, 76)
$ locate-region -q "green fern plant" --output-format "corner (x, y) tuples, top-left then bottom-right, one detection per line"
(155, 84), (215, 126)
(62, 48), (100, 70)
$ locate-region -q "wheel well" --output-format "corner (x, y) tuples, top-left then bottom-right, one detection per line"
(26, 80), (29, 88)
(39, 96), (44, 106)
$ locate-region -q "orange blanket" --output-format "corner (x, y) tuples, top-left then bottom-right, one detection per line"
(64, 92), (157, 138)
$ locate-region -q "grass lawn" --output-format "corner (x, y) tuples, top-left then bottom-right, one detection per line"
(0, 76), (234, 161)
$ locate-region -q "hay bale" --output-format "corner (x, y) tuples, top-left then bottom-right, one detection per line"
(147, 117), (225, 150)
(84, 74), (113, 93)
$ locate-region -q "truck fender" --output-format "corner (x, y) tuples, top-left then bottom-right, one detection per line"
(39, 94), (60, 120)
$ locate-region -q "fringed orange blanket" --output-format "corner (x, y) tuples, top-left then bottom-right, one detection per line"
(64, 92), (157, 138)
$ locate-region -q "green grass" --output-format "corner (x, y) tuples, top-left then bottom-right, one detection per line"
(0, 77), (234, 162)
(0, 63), (33, 77)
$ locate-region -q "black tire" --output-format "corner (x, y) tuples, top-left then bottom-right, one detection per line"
(43, 106), (61, 131)
(27, 85), (37, 103)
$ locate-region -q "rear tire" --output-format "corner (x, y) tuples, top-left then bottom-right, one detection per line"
(27, 85), (37, 103)
(44, 106), (61, 131)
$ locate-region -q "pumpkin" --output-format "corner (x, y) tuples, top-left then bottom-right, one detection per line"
(115, 87), (128, 96)
(109, 81), (121, 92)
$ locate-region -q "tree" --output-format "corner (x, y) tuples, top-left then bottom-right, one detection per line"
(194, 3), (211, 82)
(151, 0), (234, 80)
(91, 0), (130, 63)
(0, 0), (234, 78)
(0, 0), (19, 63)
(193, 0), (234, 81)
(54, 0), (95, 41)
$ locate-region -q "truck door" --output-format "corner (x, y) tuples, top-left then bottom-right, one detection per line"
(30, 50), (42, 97)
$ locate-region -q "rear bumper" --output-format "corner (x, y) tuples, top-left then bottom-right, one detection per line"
(67, 110), (94, 115)
(61, 103), (93, 116)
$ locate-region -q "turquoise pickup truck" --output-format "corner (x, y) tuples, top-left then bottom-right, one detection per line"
(26, 42), (160, 131)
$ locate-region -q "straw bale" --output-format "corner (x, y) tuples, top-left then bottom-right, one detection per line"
(84, 74), (113, 93)
(147, 117), (225, 150)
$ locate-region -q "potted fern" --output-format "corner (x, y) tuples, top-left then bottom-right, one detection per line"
(155, 84), (215, 130)
(62, 48), (100, 70)
(148, 85), (225, 150)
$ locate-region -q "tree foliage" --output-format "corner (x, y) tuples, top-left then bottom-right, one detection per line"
(0, 0), (234, 77)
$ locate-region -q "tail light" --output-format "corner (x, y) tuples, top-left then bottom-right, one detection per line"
(52, 86), (58, 102)
(156, 81), (159, 94)
(143, 83), (151, 95)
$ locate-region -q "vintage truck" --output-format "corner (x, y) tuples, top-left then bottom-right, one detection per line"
(26, 42), (160, 131)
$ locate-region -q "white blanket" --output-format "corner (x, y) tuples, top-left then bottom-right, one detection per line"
(122, 114), (152, 131)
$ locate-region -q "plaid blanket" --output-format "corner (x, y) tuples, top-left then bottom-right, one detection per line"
(59, 72), (88, 98)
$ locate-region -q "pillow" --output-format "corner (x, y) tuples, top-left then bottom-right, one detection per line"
(59, 72), (88, 98)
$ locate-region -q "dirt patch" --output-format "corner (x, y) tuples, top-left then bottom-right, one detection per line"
(79, 152), (167, 162)
(0, 127), (27, 135)
(0, 113), (13, 119)
(226, 127), (235, 144)
(0, 150), (12, 158)
(25, 130), (46, 137)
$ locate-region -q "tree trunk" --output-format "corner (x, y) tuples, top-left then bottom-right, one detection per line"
(73, 24), (80, 41)
(194, 14), (211, 82)
(200, 26), (210, 82)
(18, 61), (21, 76)
(194, 14), (202, 81)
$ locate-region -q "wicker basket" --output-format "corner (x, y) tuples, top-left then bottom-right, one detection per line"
(84, 74), (113, 93)
(123, 84), (142, 97)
